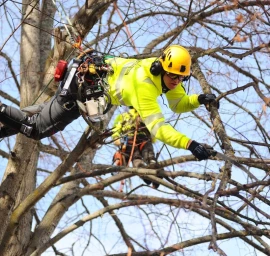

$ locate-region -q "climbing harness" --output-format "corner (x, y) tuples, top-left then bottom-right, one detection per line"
(50, 0), (116, 139)
(76, 50), (113, 123)
(111, 117), (141, 192)
(54, 47), (114, 132)
(76, 50), (113, 126)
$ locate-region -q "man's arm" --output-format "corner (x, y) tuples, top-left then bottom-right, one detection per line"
(129, 81), (192, 149)
(165, 84), (200, 113)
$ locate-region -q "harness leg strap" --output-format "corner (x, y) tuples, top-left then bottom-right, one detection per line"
(0, 104), (35, 138)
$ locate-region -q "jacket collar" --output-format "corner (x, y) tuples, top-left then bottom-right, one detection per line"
(161, 76), (169, 94)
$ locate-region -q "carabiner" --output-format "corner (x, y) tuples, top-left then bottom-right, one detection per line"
(76, 72), (84, 84)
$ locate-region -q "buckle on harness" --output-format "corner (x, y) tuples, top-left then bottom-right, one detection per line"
(20, 124), (33, 137)
(0, 104), (7, 113)
(59, 89), (68, 96)
(63, 101), (76, 110)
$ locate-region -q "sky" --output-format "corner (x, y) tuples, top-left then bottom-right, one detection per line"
(0, 1), (269, 255)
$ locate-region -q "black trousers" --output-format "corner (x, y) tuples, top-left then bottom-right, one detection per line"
(112, 135), (160, 187)
(120, 135), (156, 167)
(0, 79), (80, 140)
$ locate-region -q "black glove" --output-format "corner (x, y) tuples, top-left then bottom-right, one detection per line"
(188, 141), (212, 161)
(198, 94), (219, 109)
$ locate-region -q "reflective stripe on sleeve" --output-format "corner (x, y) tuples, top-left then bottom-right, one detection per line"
(144, 113), (164, 126)
(115, 62), (137, 105)
(144, 113), (164, 136)
(151, 120), (165, 136)
(167, 98), (182, 111)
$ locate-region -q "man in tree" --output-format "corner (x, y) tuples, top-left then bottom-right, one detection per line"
(112, 107), (160, 188)
(0, 45), (218, 160)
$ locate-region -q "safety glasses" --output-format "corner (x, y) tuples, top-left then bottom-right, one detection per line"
(165, 72), (185, 81)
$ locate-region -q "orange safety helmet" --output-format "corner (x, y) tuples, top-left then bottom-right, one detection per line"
(159, 45), (191, 76)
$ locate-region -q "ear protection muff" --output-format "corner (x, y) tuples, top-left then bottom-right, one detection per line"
(150, 60), (163, 76)
(150, 52), (166, 76)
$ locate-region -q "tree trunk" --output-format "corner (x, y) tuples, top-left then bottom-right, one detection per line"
(0, 1), (41, 254)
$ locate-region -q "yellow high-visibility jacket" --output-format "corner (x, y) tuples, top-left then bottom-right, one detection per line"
(112, 108), (154, 141)
(105, 57), (200, 149)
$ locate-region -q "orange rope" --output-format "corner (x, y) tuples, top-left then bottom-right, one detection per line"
(119, 116), (139, 192)
(126, 116), (139, 166)
(72, 35), (82, 50)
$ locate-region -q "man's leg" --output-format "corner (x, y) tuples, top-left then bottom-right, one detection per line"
(0, 123), (18, 138)
(141, 141), (158, 167)
(32, 78), (80, 140)
(0, 71), (81, 139)
(141, 141), (162, 189)
(0, 103), (33, 138)
(131, 145), (151, 185)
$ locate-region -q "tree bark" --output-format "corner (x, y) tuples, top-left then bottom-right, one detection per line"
(0, 1), (41, 254)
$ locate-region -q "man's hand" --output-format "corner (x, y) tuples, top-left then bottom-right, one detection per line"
(188, 141), (213, 161)
(198, 94), (219, 110)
